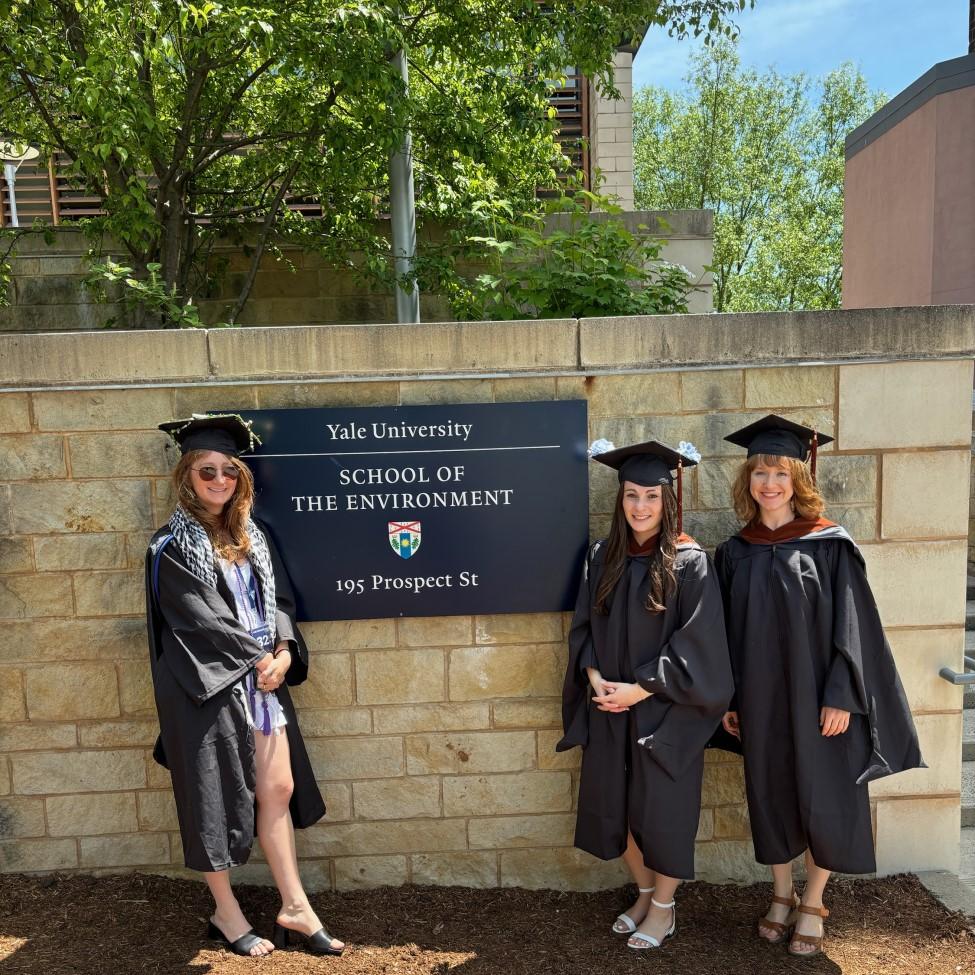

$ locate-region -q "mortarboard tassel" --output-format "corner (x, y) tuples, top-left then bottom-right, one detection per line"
(676, 459), (683, 535)
(810, 433), (819, 483)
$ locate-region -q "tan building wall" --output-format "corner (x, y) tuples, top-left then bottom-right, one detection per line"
(0, 306), (971, 887)
(588, 51), (635, 210)
(0, 210), (713, 333)
(843, 55), (975, 309)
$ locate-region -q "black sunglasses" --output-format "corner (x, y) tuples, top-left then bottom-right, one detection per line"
(192, 465), (240, 482)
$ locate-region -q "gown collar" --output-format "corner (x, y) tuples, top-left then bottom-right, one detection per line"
(739, 516), (837, 544)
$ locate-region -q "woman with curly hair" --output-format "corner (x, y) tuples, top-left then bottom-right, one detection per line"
(146, 414), (344, 959)
(715, 415), (922, 959)
(557, 440), (733, 952)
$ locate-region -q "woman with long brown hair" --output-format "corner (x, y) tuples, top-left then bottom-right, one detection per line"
(557, 440), (733, 951)
(145, 414), (344, 958)
(716, 415), (922, 958)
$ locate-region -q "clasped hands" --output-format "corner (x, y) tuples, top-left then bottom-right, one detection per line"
(586, 667), (651, 712)
(255, 647), (291, 692)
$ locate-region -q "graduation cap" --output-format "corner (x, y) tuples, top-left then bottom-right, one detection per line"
(724, 414), (833, 479)
(158, 413), (261, 457)
(590, 439), (700, 532)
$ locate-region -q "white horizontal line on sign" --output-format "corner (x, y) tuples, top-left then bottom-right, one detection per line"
(249, 445), (562, 458)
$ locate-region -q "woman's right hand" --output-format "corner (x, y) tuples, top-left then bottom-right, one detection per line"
(722, 710), (741, 739)
(586, 668), (629, 712)
(254, 652), (274, 676)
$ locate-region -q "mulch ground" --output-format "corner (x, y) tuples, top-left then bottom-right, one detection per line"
(0, 872), (973, 975)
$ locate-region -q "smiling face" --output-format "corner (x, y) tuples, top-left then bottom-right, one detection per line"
(749, 459), (795, 518)
(621, 480), (664, 544)
(188, 450), (239, 515)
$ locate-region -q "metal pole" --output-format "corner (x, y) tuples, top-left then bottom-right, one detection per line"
(389, 46), (420, 323)
(3, 163), (20, 227)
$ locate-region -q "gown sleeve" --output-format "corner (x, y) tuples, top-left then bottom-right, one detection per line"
(555, 548), (598, 752)
(632, 548), (736, 779)
(829, 539), (925, 783)
(712, 543), (738, 713)
(633, 548), (733, 711)
(153, 545), (266, 706)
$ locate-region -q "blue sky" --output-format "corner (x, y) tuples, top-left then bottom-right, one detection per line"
(634, 0), (970, 97)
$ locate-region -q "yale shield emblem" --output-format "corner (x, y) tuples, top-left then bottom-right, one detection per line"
(389, 521), (421, 559)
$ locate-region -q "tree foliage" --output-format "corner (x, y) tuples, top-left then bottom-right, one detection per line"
(0, 0), (752, 326)
(431, 188), (694, 321)
(633, 41), (885, 311)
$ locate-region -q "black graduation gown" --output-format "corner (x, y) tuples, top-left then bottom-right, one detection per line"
(557, 539), (734, 880)
(714, 525), (925, 874)
(144, 523), (326, 873)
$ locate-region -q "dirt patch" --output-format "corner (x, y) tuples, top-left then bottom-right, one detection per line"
(0, 872), (972, 974)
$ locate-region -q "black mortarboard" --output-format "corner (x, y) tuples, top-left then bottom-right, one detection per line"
(724, 414), (833, 462)
(593, 440), (699, 487)
(592, 439), (699, 532)
(158, 413), (260, 457)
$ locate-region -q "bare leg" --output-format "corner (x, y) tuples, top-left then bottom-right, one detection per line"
(629, 871), (678, 947)
(791, 851), (831, 955)
(612, 831), (657, 931)
(758, 862), (796, 941)
(203, 869), (274, 956)
(254, 730), (345, 951)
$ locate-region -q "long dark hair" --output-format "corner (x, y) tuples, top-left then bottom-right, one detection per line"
(594, 483), (680, 615)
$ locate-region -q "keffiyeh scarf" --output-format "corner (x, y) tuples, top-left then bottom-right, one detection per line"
(168, 504), (278, 639)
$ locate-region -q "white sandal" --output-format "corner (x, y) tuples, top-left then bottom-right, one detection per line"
(627, 897), (676, 950)
(612, 886), (654, 934)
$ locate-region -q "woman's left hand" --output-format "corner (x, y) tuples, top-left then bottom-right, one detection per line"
(257, 648), (291, 692)
(820, 706), (850, 736)
(592, 682), (651, 711)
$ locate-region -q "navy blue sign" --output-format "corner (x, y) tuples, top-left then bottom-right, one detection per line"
(241, 401), (589, 621)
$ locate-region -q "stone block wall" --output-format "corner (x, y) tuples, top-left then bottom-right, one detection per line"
(0, 210), (713, 334)
(588, 51), (635, 209)
(0, 305), (971, 888)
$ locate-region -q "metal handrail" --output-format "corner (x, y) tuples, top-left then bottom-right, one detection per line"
(939, 655), (975, 685)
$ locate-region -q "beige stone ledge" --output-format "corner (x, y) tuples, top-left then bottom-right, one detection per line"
(499, 847), (628, 891)
(208, 320), (578, 380)
(352, 776), (441, 820)
(882, 450), (971, 538)
(372, 702), (490, 736)
(870, 712), (961, 798)
(874, 797), (960, 875)
(410, 851), (499, 887)
(860, 540), (967, 627)
(0, 837), (78, 872)
(11, 749), (146, 795)
(354, 648), (446, 706)
(839, 359), (974, 449)
(334, 854), (408, 890)
(296, 818), (468, 858)
(47, 792), (139, 836)
(0, 330), (209, 386)
(467, 813), (575, 850)
(580, 305), (975, 369)
(442, 770), (572, 817)
(405, 730), (535, 775)
(888, 628), (967, 713)
(0, 618), (147, 663)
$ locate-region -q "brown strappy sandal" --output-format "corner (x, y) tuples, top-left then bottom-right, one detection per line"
(788, 904), (829, 958)
(757, 890), (798, 943)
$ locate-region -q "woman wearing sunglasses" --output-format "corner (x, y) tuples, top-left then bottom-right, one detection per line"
(145, 414), (344, 959)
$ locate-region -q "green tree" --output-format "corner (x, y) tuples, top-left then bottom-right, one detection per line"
(0, 0), (753, 327)
(633, 42), (885, 311)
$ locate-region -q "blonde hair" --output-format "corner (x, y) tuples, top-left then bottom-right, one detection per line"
(171, 450), (255, 561)
(731, 454), (825, 524)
